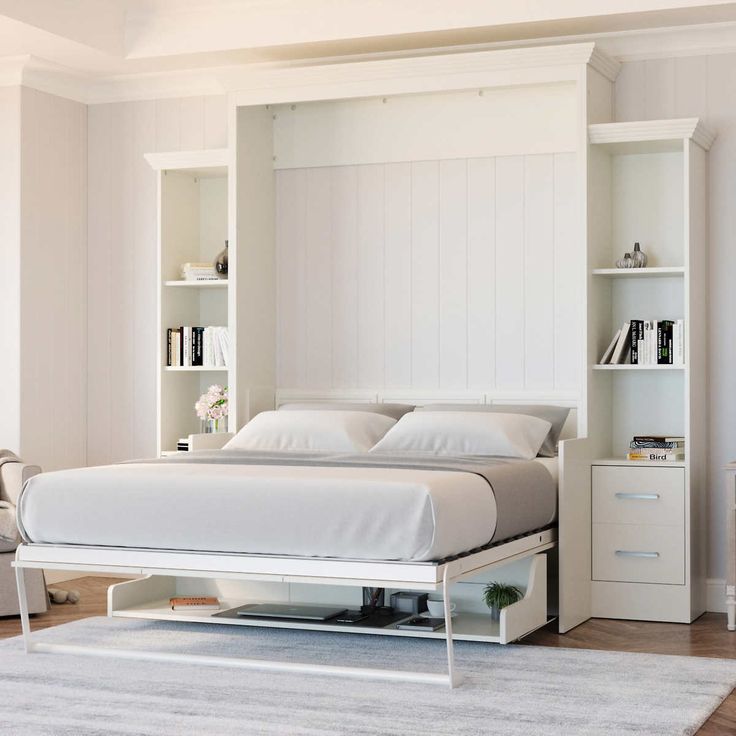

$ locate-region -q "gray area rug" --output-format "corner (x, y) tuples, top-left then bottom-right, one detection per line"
(1, 617), (735, 735)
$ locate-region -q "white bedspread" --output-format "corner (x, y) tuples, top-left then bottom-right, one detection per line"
(18, 458), (557, 562)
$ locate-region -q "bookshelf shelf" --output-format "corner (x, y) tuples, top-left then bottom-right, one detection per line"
(164, 366), (228, 372)
(592, 364), (685, 371)
(164, 280), (228, 288)
(591, 267), (685, 278)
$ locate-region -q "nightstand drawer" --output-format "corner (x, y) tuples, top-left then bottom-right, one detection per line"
(592, 523), (684, 584)
(592, 466), (685, 526)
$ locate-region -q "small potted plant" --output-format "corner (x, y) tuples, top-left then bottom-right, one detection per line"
(195, 385), (229, 433)
(483, 582), (522, 620)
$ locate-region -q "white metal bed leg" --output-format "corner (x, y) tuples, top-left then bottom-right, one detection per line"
(14, 561), (34, 653)
(442, 566), (462, 688)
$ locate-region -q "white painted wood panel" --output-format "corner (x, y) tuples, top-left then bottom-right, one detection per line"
(273, 84), (577, 169)
(383, 163), (412, 388)
(87, 95), (228, 466)
(494, 156), (525, 390)
(19, 88), (87, 471)
(0, 88), (21, 455)
(410, 161), (440, 389)
(276, 152), (577, 396)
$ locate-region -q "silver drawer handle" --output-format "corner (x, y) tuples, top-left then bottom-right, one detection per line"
(615, 550), (660, 559)
(614, 493), (660, 500)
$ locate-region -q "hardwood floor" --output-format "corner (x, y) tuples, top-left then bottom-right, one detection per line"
(1, 577), (735, 734)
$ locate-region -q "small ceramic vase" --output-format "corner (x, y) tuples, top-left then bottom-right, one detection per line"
(630, 242), (648, 268)
(615, 253), (634, 269)
(214, 240), (228, 278)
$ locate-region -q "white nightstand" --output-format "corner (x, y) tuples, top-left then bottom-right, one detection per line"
(724, 462), (736, 630)
(591, 463), (692, 622)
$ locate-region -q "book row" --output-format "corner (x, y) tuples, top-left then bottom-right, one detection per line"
(626, 434), (685, 462)
(167, 326), (229, 368)
(599, 319), (684, 365)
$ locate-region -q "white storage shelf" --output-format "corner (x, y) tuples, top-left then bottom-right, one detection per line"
(164, 280), (228, 288)
(110, 597), (536, 645)
(164, 366), (228, 372)
(593, 364), (685, 371)
(592, 267), (685, 278)
(593, 457), (686, 468)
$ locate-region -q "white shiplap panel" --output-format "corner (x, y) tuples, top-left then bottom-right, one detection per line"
(410, 161), (440, 389)
(644, 59), (676, 121)
(330, 166), (359, 388)
(523, 155), (555, 390)
(438, 159), (468, 389)
(383, 162), (412, 388)
(613, 61), (647, 123)
(494, 156), (526, 390)
(132, 100), (158, 460)
(204, 96), (229, 149)
(154, 98), (182, 151)
(673, 56), (708, 119)
(467, 157), (495, 389)
(357, 164), (385, 388)
(553, 152), (578, 390)
(179, 97), (205, 151)
(276, 169), (306, 388)
(304, 167), (333, 388)
(86, 103), (113, 466)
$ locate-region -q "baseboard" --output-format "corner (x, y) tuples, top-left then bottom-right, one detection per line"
(707, 578), (726, 613)
(44, 571), (137, 584)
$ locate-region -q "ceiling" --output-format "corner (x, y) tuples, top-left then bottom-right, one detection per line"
(2, 0), (736, 101)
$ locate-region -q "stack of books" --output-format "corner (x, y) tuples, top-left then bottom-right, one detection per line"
(180, 262), (219, 281)
(177, 437), (190, 452)
(599, 320), (684, 365)
(627, 435), (685, 462)
(167, 326), (230, 367)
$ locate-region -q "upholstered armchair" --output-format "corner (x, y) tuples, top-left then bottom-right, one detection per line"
(0, 451), (48, 616)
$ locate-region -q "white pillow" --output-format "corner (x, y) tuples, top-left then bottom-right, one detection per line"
(369, 411), (552, 459)
(223, 410), (396, 453)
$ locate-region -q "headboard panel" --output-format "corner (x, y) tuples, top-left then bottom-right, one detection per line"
(274, 389), (579, 440)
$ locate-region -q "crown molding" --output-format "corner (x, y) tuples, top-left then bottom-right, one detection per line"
(2, 17), (736, 105)
(589, 117), (716, 150)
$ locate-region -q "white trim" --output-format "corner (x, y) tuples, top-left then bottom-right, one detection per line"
(144, 149), (229, 173)
(5, 20), (736, 104)
(589, 118), (716, 151)
(707, 578), (726, 613)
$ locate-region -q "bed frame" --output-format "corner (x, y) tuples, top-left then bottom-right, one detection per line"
(14, 529), (554, 688)
(12, 393), (588, 689)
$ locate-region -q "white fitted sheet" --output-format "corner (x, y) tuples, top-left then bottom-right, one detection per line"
(19, 458), (557, 562)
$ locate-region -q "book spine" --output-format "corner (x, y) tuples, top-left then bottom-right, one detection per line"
(627, 451), (685, 462)
(194, 327), (204, 367)
(630, 320), (639, 364)
(166, 329), (172, 367)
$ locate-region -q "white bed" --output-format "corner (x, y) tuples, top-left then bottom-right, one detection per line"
(18, 457), (558, 562)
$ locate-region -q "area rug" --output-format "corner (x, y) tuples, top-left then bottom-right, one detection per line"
(1, 617), (735, 735)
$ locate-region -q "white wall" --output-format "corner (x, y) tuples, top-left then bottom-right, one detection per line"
(19, 88), (87, 472)
(0, 87), (21, 455)
(87, 95), (227, 466)
(276, 153), (579, 395)
(615, 54), (736, 581)
(0, 87), (86, 473)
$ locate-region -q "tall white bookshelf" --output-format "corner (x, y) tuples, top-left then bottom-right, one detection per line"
(146, 149), (231, 455)
(586, 118), (714, 622)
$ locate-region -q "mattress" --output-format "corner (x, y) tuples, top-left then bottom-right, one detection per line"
(18, 454), (557, 562)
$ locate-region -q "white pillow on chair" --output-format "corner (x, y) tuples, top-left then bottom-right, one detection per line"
(224, 410), (396, 453)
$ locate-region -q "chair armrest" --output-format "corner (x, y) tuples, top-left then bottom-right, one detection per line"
(0, 462), (41, 507)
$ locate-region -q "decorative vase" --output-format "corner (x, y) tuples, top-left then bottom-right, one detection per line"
(630, 241), (648, 267)
(213, 240), (228, 278)
(202, 418), (226, 433)
(615, 252), (634, 269)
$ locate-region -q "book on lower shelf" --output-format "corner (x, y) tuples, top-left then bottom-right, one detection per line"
(598, 319), (684, 365)
(626, 435), (685, 462)
(170, 596), (220, 611)
(166, 326), (230, 368)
